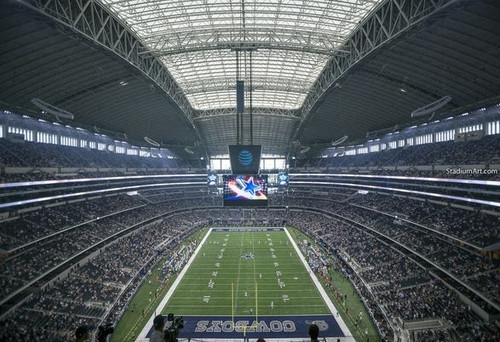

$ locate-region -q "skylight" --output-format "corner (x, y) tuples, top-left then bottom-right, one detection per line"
(99, 0), (383, 111)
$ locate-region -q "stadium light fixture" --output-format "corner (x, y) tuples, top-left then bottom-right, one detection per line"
(411, 95), (452, 118)
(331, 135), (348, 146)
(31, 97), (74, 120)
(300, 146), (311, 154)
(144, 136), (160, 147)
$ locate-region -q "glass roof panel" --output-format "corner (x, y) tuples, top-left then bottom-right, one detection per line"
(164, 49), (327, 110)
(99, 0), (383, 111)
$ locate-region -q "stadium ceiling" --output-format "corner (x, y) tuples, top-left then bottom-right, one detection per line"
(99, 0), (381, 113)
(1, 0), (500, 158)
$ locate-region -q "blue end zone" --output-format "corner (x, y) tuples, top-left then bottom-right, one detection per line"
(212, 227), (284, 232)
(146, 315), (344, 339)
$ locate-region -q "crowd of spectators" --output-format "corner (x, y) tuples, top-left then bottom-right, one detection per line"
(0, 170), (197, 183)
(0, 120), (498, 342)
(0, 139), (205, 170)
(346, 192), (499, 248)
(0, 138), (208, 183)
(0, 191), (218, 300)
(291, 134), (500, 179)
(0, 308), (99, 342)
(2, 131), (500, 181)
(285, 195), (500, 305)
(0, 195), (146, 251)
(0, 173), (499, 341)
(0, 206), (210, 342)
(350, 168), (500, 179)
(285, 210), (500, 342)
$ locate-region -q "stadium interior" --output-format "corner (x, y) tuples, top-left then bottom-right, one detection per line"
(1, 0), (500, 341)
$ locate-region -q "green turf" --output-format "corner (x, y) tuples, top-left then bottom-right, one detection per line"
(163, 228), (330, 317)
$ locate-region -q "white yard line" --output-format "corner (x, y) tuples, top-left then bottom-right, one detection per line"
(161, 297), (325, 301)
(251, 230), (258, 290)
(136, 228), (213, 342)
(174, 283), (315, 286)
(233, 231), (245, 313)
(157, 304), (331, 308)
(284, 227), (353, 338)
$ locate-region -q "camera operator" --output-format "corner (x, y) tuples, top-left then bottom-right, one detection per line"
(309, 323), (320, 342)
(150, 315), (166, 342)
(164, 313), (184, 342)
(96, 323), (115, 342)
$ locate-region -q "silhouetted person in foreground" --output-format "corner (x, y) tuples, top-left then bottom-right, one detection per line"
(75, 326), (89, 342)
(150, 315), (165, 342)
(309, 323), (320, 342)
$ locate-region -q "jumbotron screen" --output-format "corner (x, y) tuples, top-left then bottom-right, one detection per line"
(223, 174), (268, 207)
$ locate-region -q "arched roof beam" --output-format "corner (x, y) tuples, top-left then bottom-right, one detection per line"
(135, 28), (351, 57)
(194, 107), (299, 120)
(16, 0), (207, 155)
(182, 78), (312, 96)
(293, 0), (465, 142)
(145, 42), (347, 58)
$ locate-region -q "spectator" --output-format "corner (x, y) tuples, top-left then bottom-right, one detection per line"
(75, 326), (89, 342)
(150, 315), (165, 342)
(309, 323), (320, 342)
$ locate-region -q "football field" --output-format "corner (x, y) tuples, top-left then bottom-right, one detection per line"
(137, 227), (353, 341)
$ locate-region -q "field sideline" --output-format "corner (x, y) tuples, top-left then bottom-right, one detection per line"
(113, 226), (379, 342)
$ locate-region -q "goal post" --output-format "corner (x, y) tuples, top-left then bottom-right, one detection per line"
(231, 281), (235, 325)
(255, 281), (258, 324)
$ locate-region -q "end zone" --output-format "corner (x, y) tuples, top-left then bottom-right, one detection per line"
(143, 314), (355, 341)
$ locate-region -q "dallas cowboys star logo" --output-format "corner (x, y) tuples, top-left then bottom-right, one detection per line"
(243, 177), (262, 196)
